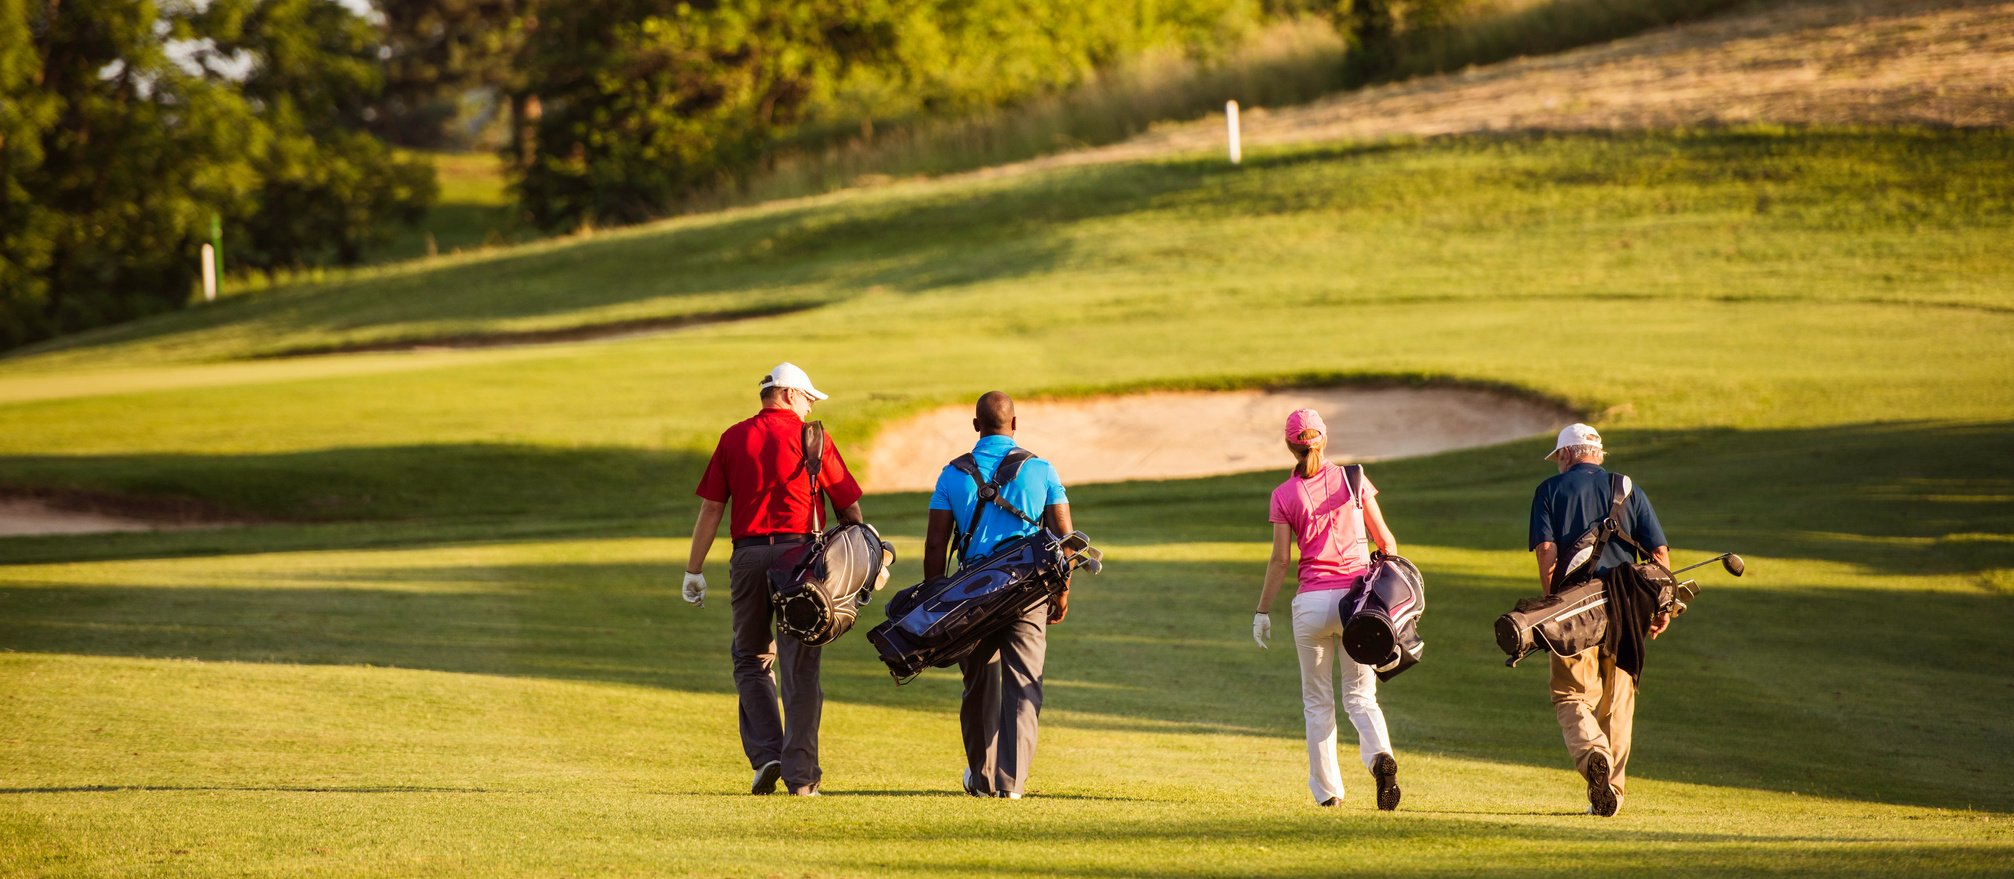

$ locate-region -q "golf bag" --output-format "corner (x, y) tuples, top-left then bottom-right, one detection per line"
(866, 447), (1102, 683)
(867, 529), (1101, 683)
(771, 522), (896, 646)
(769, 420), (895, 646)
(1494, 577), (1609, 663)
(1341, 552), (1427, 681)
(1493, 473), (1686, 666)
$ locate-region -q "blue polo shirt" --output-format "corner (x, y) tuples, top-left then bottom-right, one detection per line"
(1529, 463), (1668, 574)
(930, 435), (1069, 565)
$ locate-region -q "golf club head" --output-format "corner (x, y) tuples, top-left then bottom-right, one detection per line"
(1723, 554), (1745, 577)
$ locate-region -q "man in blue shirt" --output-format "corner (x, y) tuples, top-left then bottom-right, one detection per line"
(1528, 423), (1671, 817)
(922, 391), (1072, 800)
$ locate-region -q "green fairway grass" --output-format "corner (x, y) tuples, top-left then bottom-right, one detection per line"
(373, 151), (525, 266)
(1, 128), (2010, 875)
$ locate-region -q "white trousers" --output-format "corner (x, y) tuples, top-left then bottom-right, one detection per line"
(1292, 588), (1394, 803)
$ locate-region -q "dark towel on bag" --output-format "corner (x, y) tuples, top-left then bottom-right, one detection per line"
(1601, 564), (1664, 679)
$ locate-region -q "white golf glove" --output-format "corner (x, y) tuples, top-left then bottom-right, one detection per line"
(1252, 612), (1271, 649)
(681, 571), (707, 607)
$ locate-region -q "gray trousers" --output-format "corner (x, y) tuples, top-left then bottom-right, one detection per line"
(958, 603), (1047, 796)
(729, 543), (822, 794)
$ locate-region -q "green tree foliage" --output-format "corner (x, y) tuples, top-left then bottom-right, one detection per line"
(0, 1), (262, 347)
(518, 1), (888, 229)
(194, 0), (438, 270)
(0, 0), (60, 333)
(376, 0), (536, 156)
(0, 0), (435, 348)
(516, 0), (1260, 231)
(1314, 0), (1472, 78)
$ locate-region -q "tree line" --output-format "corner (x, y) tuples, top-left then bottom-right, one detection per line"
(2, 0), (1454, 350)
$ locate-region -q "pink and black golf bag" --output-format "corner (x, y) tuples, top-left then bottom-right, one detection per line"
(1341, 553), (1427, 681)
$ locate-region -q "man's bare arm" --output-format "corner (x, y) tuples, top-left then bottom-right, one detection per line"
(1648, 544), (1674, 638)
(1534, 541), (1558, 593)
(1043, 503), (1072, 537)
(923, 509), (955, 582)
(687, 499), (726, 574)
(836, 501), (864, 526)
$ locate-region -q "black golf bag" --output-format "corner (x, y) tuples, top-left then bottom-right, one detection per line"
(1494, 472), (1687, 667)
(865, 446), (1102, 683)
(767, 420), (895, 646)
(771, 522), (896, 646)
(1341, 553), (1426, 681)
(867, 529), (1101, 683)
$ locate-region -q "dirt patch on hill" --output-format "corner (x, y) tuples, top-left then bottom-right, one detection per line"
(862, 386), (1575, 493)
(981, 0), (2013, 179)
(261, 302), (819, 358)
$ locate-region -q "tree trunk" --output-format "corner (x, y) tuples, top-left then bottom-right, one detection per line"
(510, 91), (542, 171)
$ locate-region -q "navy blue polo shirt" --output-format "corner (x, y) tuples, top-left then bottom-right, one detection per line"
(1529, 463), (1667, 574)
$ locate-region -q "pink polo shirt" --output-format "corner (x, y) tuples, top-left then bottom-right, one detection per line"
(1269, 463), (1378, 592)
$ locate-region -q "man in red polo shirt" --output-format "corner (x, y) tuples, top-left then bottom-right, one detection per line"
(684, 362), (865, 797)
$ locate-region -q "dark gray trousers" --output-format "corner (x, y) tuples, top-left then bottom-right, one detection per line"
(729, 543), (822, 794)
(958, 603), (1047, 796)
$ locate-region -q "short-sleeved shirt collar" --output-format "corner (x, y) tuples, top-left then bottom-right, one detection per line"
(972, 434), (1016, 455)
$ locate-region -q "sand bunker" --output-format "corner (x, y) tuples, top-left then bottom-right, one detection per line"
(863, 386), (1574, 493)
(0, 498), (180, 537)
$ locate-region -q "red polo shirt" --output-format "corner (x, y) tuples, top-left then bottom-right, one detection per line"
(696, 408), (864, 539)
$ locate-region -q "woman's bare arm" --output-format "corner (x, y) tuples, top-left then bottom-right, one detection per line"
(1257, 523), (1295, 613)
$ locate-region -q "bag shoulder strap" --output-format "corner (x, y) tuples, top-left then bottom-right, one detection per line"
(1606, 472), (1662, 565)
(802, 421), (826, 538)
(1551, 472), (1628, 592)
(948, 448), (1041, 565)
(1345, 463), (1378, 563)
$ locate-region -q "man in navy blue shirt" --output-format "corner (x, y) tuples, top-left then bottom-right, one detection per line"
(1529, 423), (1671, 817)
(922, 391), (1072, 800)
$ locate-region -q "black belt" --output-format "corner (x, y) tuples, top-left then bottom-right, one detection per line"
(733, 533), (814, 549)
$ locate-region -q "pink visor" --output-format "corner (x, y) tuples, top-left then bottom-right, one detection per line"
(1284, 408), (1326, 444)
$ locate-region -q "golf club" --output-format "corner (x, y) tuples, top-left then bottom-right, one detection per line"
(1673, 552), (1745, 577)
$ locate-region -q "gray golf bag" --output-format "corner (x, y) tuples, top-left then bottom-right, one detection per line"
(867, 529), (1101, 683)
(771, 522), (897, 646)
(1341, 553), (1427, 681)
(1494, 571), (1695, 666)
(1494, 472), (1688, 666)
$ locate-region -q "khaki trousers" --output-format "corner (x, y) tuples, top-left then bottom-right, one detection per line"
(1550, 646), (1636, 800)
(729, 543), (822, 795)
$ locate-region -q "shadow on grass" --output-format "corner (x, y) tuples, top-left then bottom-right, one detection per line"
(0, 443), (711, 560)
(0, 785), (494, 795)
(7, 419), (2008, 574)
(0, 558), (2007, 813)
(0, 420), (2008, 812)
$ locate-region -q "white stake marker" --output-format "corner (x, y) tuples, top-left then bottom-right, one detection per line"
(200, 243), (217, 302)
(1226, 100), (1242, 165)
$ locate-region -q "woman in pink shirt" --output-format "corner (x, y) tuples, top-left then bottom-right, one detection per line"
(1253, 408), (1403, 809)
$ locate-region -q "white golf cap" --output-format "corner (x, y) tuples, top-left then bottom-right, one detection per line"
(760, 362), (828, 401)
(1545, 423), (1603, 460)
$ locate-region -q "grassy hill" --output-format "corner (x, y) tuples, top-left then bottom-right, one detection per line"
(1, 126), (2010, 875)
